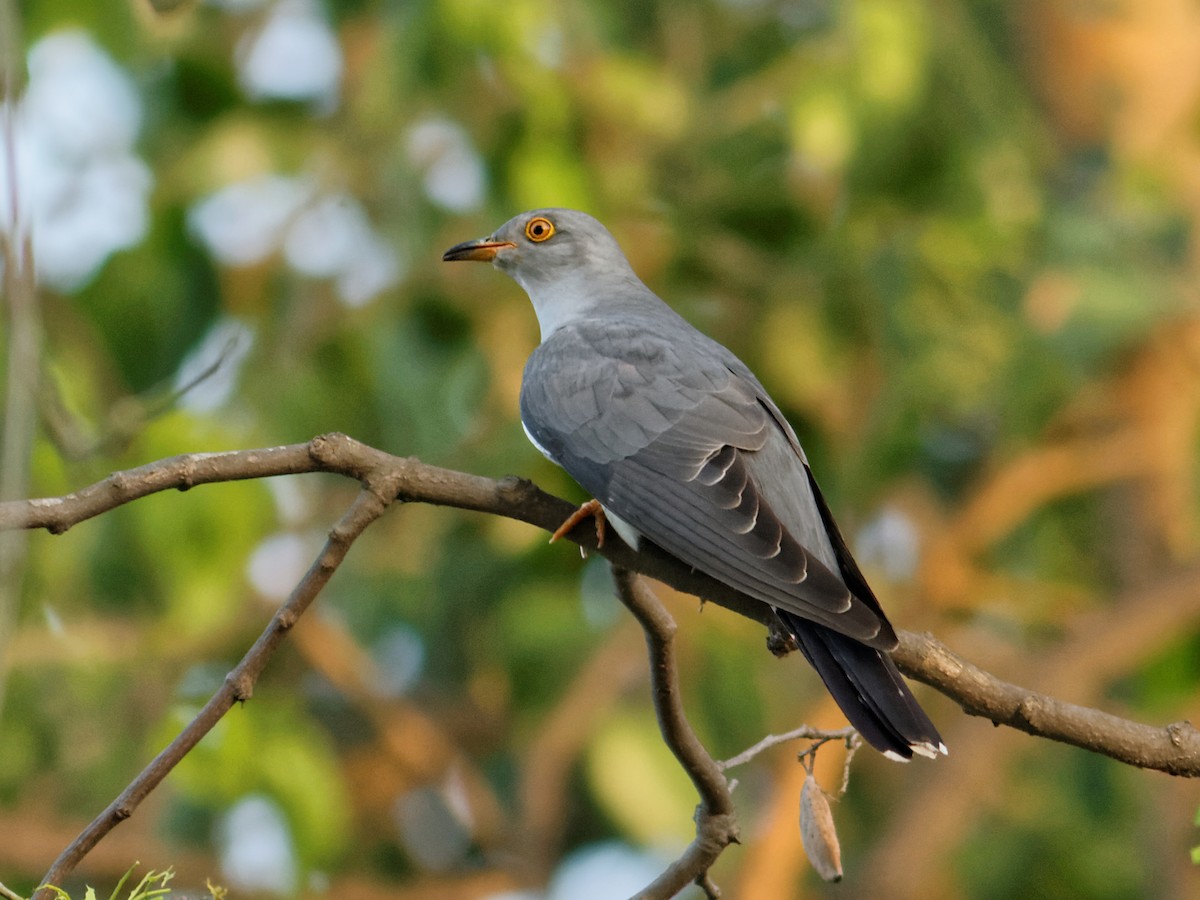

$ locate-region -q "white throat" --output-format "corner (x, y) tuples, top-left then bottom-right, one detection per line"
(512, 271), (597, 342)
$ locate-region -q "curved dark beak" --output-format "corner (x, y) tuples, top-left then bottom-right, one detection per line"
(442, 238), (516, 262)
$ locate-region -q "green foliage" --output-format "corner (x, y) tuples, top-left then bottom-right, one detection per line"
(957, 755), (1146, 900)
(35, 865), (224, 900)
(162, 700), (352, 870)
(4, 0), (1200, 896)
(1193, 806), (1200, 866)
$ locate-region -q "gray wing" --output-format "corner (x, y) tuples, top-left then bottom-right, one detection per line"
(521, 317), (895, 648)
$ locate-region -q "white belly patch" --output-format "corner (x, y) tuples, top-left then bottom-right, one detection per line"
(601, 506), (642, 549)
(521, 422), (643, 549)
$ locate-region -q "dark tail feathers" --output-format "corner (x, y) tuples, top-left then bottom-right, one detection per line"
(783, 612), (946, 761)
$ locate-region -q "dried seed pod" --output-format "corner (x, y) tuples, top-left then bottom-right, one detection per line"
(800, 773), (843, 882)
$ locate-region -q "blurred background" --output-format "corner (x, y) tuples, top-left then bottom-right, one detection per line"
(2, 0), (1199, 897)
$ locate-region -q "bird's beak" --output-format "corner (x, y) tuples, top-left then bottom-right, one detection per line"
(442, 238), (516, 263)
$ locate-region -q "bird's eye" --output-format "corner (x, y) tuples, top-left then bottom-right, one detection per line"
(525, 217), (555, 242)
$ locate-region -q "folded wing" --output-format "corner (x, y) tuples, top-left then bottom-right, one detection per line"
(521, 319), (895, 648)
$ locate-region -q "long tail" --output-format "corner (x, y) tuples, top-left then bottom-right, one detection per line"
(782, 612), (946, 761)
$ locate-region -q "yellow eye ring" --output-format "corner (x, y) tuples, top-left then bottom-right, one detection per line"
(525, 216), (555, 242)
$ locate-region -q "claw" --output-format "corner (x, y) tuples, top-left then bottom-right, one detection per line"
(550, 498), (607, 549)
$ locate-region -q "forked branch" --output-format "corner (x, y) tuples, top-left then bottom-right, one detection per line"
(2, 433), (1197, 898)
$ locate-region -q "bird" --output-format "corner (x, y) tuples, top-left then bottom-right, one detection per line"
(443, 208), (946, 761)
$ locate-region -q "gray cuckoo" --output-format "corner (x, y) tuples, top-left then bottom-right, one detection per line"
(444, 208), (945, 761)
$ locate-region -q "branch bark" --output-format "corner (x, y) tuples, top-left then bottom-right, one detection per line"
(893, 630), (1200, 775)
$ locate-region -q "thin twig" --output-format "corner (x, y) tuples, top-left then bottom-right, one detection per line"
(40, 332), (245, 461)
(837, 733), (863, 797)
(718, 725), (856, 771)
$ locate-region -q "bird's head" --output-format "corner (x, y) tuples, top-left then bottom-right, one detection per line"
(444, 208), (655, 340)
(447, 206), (640, 288)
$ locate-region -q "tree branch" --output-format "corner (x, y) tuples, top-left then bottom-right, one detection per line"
(717, 725), (856, 772)
(610, 567), (739, 899)
(893, 630), (1200, 776)
(3, 434), (1197, 778)
(30, 437), (408, 899)
(3, 433), (1198, 896)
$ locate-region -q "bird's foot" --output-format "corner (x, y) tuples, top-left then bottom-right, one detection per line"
(550, 498), (607, 549)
